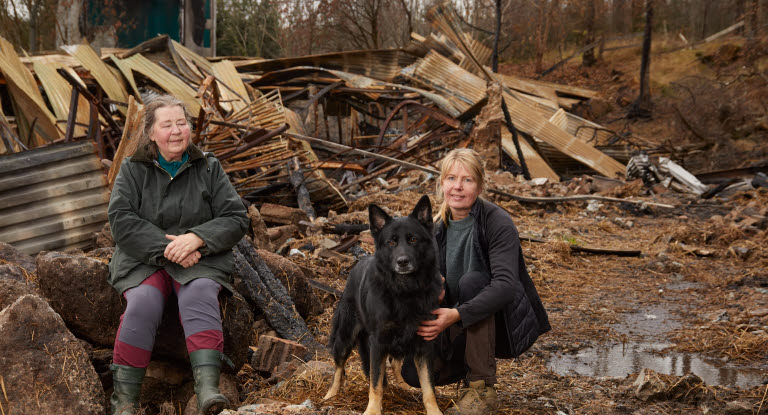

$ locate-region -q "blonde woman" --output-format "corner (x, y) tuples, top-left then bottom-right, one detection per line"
(403, 148), (550, 415)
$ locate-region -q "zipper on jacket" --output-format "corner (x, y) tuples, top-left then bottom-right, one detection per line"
(153, 158), (192, 181)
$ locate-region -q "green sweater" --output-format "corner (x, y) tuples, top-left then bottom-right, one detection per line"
(445, 214), (483, 305)
(107, 143), (249, 295)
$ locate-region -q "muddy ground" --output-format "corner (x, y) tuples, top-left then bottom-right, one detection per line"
(236, 37), (768, 414)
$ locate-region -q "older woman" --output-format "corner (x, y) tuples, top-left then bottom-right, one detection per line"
(107, 95), (249, 415)
(403, 148), (550, 415)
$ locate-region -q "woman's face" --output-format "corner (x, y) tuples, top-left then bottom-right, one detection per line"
(150, 105), (190, 162)
(441, 161), (481, 220)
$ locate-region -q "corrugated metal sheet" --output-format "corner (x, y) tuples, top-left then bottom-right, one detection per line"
(212, 60), (250, 113)
(408, 51), (625, 178)
(233, 49), (418, 82)
(33, 62), (90, 137)
(63, 44), (130, 115)
(0, 36), (62, 146)
(0, 141), (110, 254)
(117, 54), (202, 114)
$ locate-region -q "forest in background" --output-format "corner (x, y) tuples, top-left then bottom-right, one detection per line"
(0, 0), (764, 68)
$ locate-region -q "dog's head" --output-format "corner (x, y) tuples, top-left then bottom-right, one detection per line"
(368, 195), (435, 275)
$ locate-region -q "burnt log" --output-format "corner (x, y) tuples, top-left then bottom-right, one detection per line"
(233, 239), (323, 358)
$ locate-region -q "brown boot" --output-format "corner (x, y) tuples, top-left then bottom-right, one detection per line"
(445, 380), (497, 415)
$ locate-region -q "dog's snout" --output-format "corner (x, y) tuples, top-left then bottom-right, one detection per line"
(396, 256), (410, 267)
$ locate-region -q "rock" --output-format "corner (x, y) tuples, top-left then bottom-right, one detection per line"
(183, 373), (240, 415)
(293, 360), (335, 380)
(0, 263), (35, 287)
(724, 400), (754, 415)
(248, 206), (276, 252)
(36, 251), (123, 346)
(93, 222), (115, 248)
(256, 249), (323, 318)
(633, 368), (667, 401)
(666, 373), (705, 402)
(266, 360), (300, 384)
(0, 278), (36, 310)
(251, 335), (307, 374)
(0, 241), (36, 274)
(0, 294), (104, 414)
(234, 398), (326, 414)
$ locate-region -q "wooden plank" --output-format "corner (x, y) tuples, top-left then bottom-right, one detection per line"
(108, 96), (144, 190)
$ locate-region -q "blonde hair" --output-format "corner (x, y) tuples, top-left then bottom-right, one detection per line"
(132, 94), (192, 159)
(435, 148), (487, 225)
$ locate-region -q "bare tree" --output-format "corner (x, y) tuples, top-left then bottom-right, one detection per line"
(628, 0), (653, 119)
(582, 0), (597, 67)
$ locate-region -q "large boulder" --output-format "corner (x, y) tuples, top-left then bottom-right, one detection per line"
(37, 250), (253, 371)
(256, 249), (323, 319)
(0, 278), (36, 310)
(36, 251), (123, 346)
(0, 294), (105, 414)
(0, 241), (36, 274)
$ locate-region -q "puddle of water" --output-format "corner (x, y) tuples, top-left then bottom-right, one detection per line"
(548, 342), (766, 389)
(609, 305), (682, 338)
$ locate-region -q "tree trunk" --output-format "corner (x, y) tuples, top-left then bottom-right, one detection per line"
(492, 0), (501, 72)
(628, 0), (653, 119)
(582, 0), (597, 67)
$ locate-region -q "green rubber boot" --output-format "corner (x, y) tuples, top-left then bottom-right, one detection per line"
(110, 364), (145, 415)
(189, 349), (229, 415)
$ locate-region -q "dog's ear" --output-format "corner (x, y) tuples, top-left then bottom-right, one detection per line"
(369, 204), (391, 236)
(410, 195), (433, 230)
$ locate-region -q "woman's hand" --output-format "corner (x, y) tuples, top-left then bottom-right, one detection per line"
(179, 250), (202, 268)
(417, 308), (460, 341)
(165, 233), (205, 264)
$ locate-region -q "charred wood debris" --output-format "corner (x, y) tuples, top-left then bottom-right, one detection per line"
(1, 2), (767, 357)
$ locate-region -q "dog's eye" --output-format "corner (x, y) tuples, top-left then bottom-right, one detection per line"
(387, 240), (396, 247)
(408, 236), (418, 244)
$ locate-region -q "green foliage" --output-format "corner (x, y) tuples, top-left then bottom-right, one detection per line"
(216, 0), (281, 58)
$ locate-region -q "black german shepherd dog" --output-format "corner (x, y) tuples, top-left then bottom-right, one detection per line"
(324, 195), (443, 415)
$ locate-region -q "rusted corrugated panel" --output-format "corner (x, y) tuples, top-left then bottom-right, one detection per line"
(170, 39), (213, 82)
(116, 54), (202, 114)
(63, 44), (130, 115)
(0, 141), (110, 254)
(501, 129), (559, 181)
(233, 49), (418, 82)
(409, 51), (625, 178)
(33, 62), (90, 137)
(212, 60), (250, 113)
(0, 36), (62, 147)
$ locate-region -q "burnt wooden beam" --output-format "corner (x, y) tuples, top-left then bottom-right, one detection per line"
(288, 157), (317, 221)
(64, 86), (79, 142)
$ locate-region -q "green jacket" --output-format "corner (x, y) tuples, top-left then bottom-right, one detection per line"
(107, 143), (249, 295)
